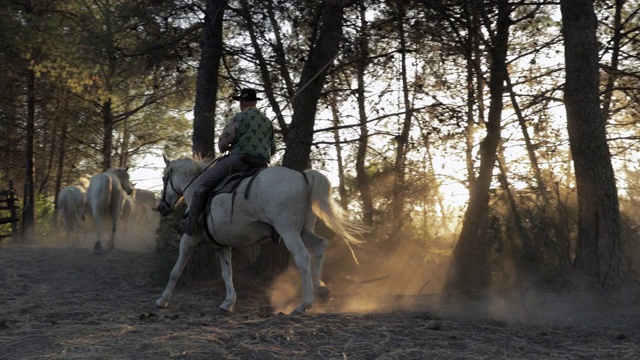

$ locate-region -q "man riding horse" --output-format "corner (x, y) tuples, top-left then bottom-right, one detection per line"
(180, 88), (277, 236)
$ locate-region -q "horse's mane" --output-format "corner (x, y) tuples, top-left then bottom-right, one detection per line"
(169, 158), (206, 175)
(107, 167), (128, 174)
(72, 176), (91, 189)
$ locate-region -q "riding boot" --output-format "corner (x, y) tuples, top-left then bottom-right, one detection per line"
(183, 195), (207, 236)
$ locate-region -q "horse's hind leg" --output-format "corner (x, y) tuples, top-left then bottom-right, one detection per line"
(108, 215), (117, 250)
(216, 247), (236, 313)
(72, 222), (79, 248)
(279, 229), (313, 314)
(156, 233), (201, 308)
(302, 229), (329, 301)
(93, 214), (103, 254)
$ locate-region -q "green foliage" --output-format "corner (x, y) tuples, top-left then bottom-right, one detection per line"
(484, 188), (579, 289)
(0, 193), (55, 242)
(35, 195), (56, 240)
(0, 204), (18, 243)
(0, 0), (198, 200)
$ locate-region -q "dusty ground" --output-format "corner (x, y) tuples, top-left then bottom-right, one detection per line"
(2, 242), (640, 359)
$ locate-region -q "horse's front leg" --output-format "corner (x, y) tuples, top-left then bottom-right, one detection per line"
(216, 247), (236, 313)
(155, 233), (201, 308)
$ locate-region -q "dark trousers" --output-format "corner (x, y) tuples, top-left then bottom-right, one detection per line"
(184, 153), (267, 235)
(192, 153), (267, 199)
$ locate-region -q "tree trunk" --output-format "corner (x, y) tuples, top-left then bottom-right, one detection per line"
(390, 0), (412, 237)
(328, 95), (347, 208)
(496, 148), (538, 276)
(601, 0), (624, 123)
(22, 68), (36, 242)
(445, 0), (510, 294)
(282, 0), (344, 171)
(53, 119), (68, 236)
(561, 0), (623, 285)
(38, 121), (57, 195)
(180, 0), (228, 283)
(242, 0), (289, 138)
(260, 0), (344, 275)
(355, 0), (374, 227)
(101, 99), (114, 171)
(118, 116), (130, 168)
(192, 0), (227, 159)
(464, 7), (484, 192)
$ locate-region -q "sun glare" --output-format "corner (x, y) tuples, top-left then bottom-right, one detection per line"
(129, 154), (165, 192)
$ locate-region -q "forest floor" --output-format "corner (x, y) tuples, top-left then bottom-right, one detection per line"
(2, 239), (640, 359)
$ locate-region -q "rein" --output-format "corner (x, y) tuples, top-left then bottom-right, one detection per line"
(159, 154), (224, 209)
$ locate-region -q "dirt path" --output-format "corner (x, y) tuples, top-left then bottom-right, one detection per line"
(1, 243), (640, 359)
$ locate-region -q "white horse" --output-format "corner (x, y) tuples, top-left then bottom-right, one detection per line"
(57, 177), (90, 246)
(130, 188), (157, 225)
(86, 168), (133, 253)
(119, 192), (135, 231)
(156, 156), (365, 314)
(119, 189), (158, 231)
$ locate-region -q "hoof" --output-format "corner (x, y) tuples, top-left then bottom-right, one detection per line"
(155, 300), (168, 309)
(291, 306), (308, 316)
(217, 307), (232, 316)
(316, 286), (330, 303)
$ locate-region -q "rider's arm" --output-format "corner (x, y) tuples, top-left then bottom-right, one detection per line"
(218, 116), (240, 152)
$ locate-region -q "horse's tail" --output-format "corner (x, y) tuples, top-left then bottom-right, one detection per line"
(303, 169), (367, 265)
(58, 189), (73, 231)
(58, 187), (85, 230)
(87, 175), (111, 217)
(71, 192), (83, 225)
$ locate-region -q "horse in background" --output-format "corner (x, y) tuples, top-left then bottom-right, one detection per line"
(57, 176), (91, 246)
(119, 192), (135, 230)
(119, 188), (158, 232)
(121, 192), (134, 217)
(130, 188), (157, 225)
(113, 187), (160, 253)
(86, 168), (133, 253)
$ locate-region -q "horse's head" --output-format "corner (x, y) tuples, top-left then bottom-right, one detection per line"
(156, 155), (183, 217)
(108, 168), (134, 195)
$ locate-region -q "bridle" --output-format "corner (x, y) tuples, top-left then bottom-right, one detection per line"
(158, 157), (221, 212)
(158, 169), (183, 210)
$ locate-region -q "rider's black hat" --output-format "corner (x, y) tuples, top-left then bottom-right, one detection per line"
(232, 88), (262, 101)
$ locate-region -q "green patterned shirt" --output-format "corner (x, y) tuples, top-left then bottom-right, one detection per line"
(219, 107), (276, 162)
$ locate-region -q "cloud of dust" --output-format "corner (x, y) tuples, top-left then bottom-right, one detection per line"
(267, 234), (451, 315)
(115, 210), (160, 253)
(50, 209), (160, 254)
(478, 275), (635, 326)
(268, 267), (302, 314)
(266, 233), (636, 326)
(332, 237), (449, 314)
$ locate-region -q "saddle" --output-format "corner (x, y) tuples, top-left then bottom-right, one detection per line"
(201, 166), (280, 247)
(211, 166), (263, 199)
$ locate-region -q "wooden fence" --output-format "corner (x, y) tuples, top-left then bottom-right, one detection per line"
(0, 180), (20, 240)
